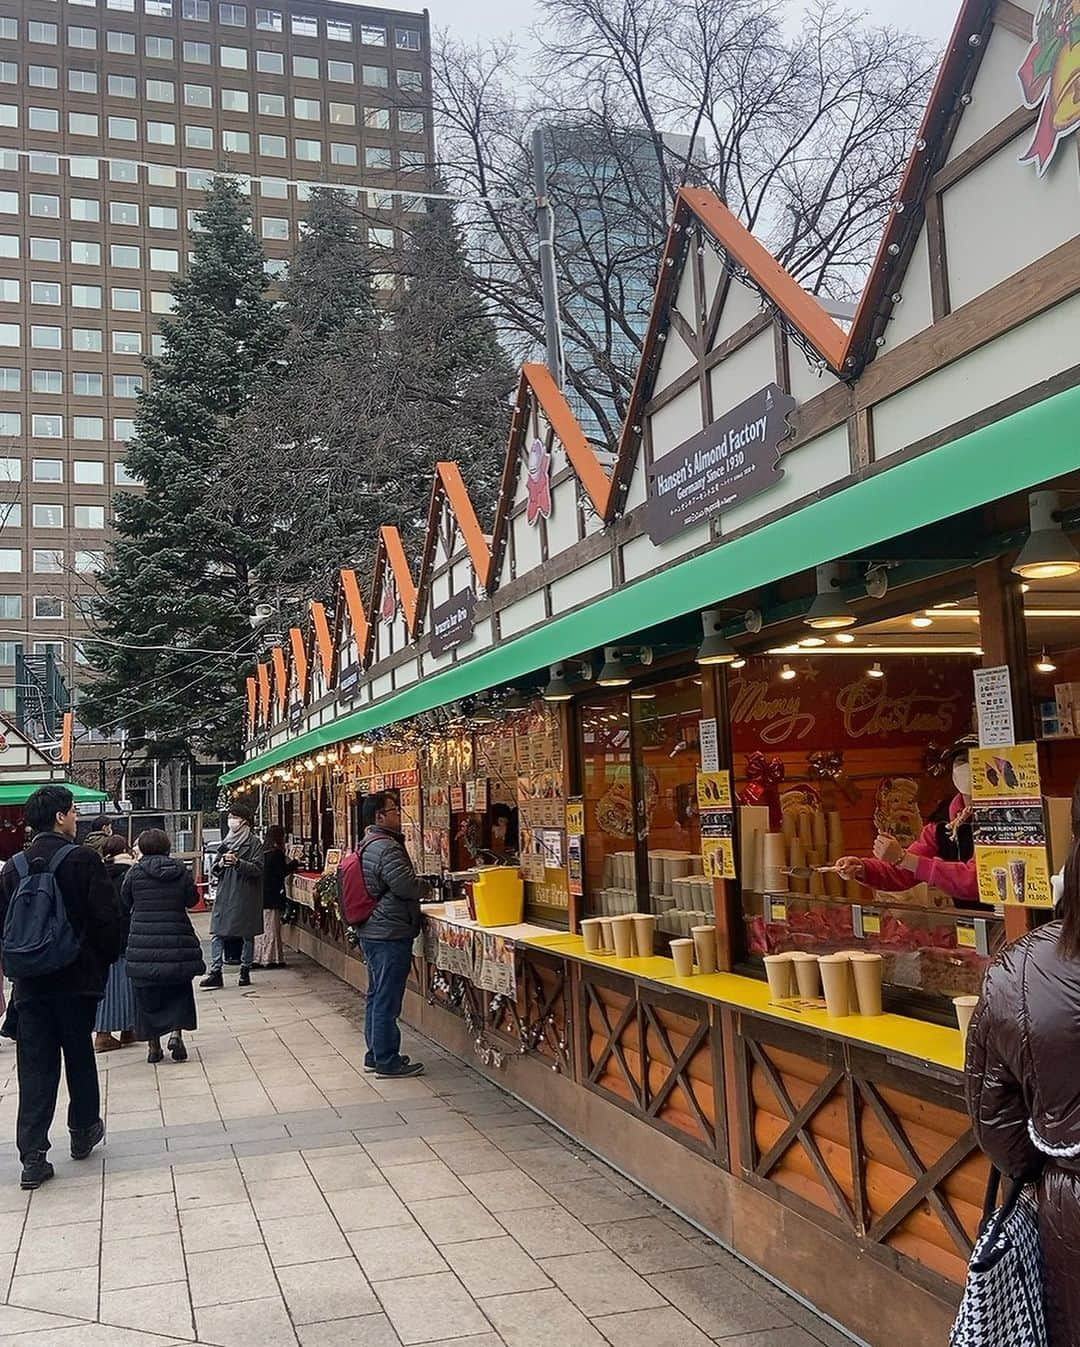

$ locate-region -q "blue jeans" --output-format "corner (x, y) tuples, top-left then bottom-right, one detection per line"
(210, 935), (254, 971)
(359, 937), (413, 1070)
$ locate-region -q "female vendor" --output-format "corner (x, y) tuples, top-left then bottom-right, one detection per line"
(835, 736), (982, 905)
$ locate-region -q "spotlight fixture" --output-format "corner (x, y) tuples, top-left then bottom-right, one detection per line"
(696, 610), (738, 665)
(542, 662), (576, 702)
(303, 758), (316, 772)
(1036, 649), (1057, 674)
(833, 632), (857, 644)
(730, 656), (747, 670)
(597, 646), (633, 687)
(911, 615), (933, 628)
(866, 662), (885, 679)
(865, 566), (889, 600)
(1012, 491), (1080, 580)
(630, 687), (656, 701)
(798, 636), (826, 648)
(805, 563), (855, 629)
(779, 663), (797, 681)
(315, 751), (327, 765)
(744, 609), (763, 635)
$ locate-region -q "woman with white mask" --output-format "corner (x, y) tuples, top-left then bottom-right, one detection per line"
(836, 735), (983, 905)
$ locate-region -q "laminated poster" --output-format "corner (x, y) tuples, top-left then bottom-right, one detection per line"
(971, 744), (1053, 907)
(697, 771), (735, 880)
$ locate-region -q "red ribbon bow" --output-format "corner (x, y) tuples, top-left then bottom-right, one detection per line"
(740, 752), (785, 827)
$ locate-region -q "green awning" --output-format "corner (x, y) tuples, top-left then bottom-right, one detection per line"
(222, 382), (1080, 787)
(0, 781), (108, 807)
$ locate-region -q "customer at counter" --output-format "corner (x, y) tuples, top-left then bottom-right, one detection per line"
(835, 736), (981, 905)
(965, 780), (1080, 1347)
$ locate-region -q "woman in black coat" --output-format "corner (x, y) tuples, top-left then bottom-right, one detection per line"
(122, 828), (205, 1064)
(255, 825), (299, 969)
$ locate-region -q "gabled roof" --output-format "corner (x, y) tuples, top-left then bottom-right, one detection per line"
(309, 599), (334, 684)
(365, 525), (418, 662)
(331, 567), (370, 685)
(415, 462), (493, 629)
(270, 645), (288, 716)
(288, 627), (308, 702)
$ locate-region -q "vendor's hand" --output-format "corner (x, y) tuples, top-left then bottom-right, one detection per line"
(834, 856), (865, 882)
(873, 834), (903, 865)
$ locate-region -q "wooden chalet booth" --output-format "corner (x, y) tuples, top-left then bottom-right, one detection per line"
(221, 3), (1080, 1342)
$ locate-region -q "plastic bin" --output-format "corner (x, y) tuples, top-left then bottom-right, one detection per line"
(473, 867), (525, 927)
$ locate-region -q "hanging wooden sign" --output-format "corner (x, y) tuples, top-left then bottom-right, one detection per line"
(430, 589), (476, 655)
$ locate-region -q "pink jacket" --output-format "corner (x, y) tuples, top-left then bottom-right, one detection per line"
(858, 795), (979, 903)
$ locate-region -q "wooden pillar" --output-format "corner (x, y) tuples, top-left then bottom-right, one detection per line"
(975, 557), (1035, 941)
(701, 663), (737, 971)
(556, 700), (582, 933)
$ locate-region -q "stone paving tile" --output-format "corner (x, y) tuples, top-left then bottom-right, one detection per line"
(495, 1208), (605, 1260)
(100, 1232), (185, 1292)
(373, 1271), (491, 1346)
(538, 1251), (666, 1318)
(380, 1162), (467, 1204)
(277, 1256), (381, 1324)
(404, 1195), (503, 1246)
(15, 1220), (101, 1276)
(194, 1294), (299, 1347)
(323, 1185), (413, 1233)
(99, 1281), (196, 1341)
(295, 1314), (401, 1347)
(591, 1304), (715, 1346)
(589, 1216), (720, 1274)
(187, 1244), (278, 1307)
(460, 1169), (557, 1214)
(442, 1237), (550, 1298)
(8, 1266), (100, 1320)
(348, 1223), (448, 1282)
(259, 1212), (352, 1267)
(178, 1201), (261, 1253)
(643, 1265), (796, 1338)
(479, 1288), (605, 1347)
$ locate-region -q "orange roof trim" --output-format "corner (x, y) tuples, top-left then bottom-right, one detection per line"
(289, 626), (308, 700)
(309, 600), (334, 682)
(245, 676), (257, 732)
(339, 569), (370, 653)
(270, 645), (288, 715)
(434, 462), (492, 586)
(256, 663), (271, 723)
(522, 364), (612, 515)
(380, 525), (418, 632)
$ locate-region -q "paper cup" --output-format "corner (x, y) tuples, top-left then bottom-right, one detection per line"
(610, 915), (635, 959)
(790, 951), (821, 999)
(819, 955), (852, 1017)
(954, 994), (979, 1045)
(850, 952), (884, 1017)
(631, 913), (655, 958)
(763, 953), (796, 1000)
(691, 924), (717, 975)
(670, 938), (695, 977)
(596, 918), (614, 953)
(580, 918), (603, 953)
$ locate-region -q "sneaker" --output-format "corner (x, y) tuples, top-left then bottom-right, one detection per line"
(199, 969), (223, 990)
(70, 1118), (105, 1161)
(365, 1055), (408, 1074)
(20, 1153), (54, 1190)
(375, 1059), (425, 1079)
(238, 966), (251, 988)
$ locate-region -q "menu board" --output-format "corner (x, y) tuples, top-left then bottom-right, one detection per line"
(422, 784), (451, 872)
(971, 743), (1053, 907)
(697, 771), (735, 880)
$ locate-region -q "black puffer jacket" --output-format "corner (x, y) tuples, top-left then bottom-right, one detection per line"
(122, 854), (205, 987)
(967, 921), (1080, 1346)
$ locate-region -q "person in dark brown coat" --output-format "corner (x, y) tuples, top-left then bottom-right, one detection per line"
(966, 784), (1080, 1347)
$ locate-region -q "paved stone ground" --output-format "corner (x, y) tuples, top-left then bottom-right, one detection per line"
(0, 918), (854, 1347)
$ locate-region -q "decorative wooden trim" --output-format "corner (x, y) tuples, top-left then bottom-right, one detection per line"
(993, 0), (1034, 40)
(849, 407), (874, 474)
(705, 311), (773, 374)
(924, 192), (951, 322)
(930, 104), (1039, 197)
(669, 306), (697, 354)
(773, 320), (791, 394)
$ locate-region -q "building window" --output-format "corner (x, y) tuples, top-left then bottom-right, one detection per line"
(294, 138), (321, 162)
(0, 323), (19, 347)
(220, 4), (247, 26)
(147, 121), (176, 145)
(221, 88), (248, 112)
(32, 550), (63, 574)
(110, 245), (140, 269)
(108, 74), (136, 99)
(111, 288), (141, 311)
(72, 329), (103, 352)
(110, 202), (139, 226)
(258, 93), (284, 116)
(185, 125), (214, 150)
(182, 0), (210, 17)
(76, 548), (106, 570)
(395, 28), (421, 51)
(30, 327), (61, 349)
(32, 641), (64, 663)
(0, 555), (20, 576)
(32, 460), (62, 484)
(146, 79), (175, 103)
(256, 50), (283, 74)
(0, 411), (19, 435)
(0, 369), (18, 392)
(113, 418), (135, 440)
(360, 25), (386, 45)
(0, 595), (22, 618)
(29, 65), (59, 89)
(149, 206), (178, 229)
(149, 248), (178, 272)
(110, 161), (139, 185)
(70, 241), (101, 265)
(34, 596), (63, 620)
(75, 505), (105, 529)
(113, 374), (143, 397)
(258, 135), (285, 157)
(30, 281), (61, 306)
(0, 458), (18, 481)
(183, 41), (211, 64)
(112, 331), (142, 354)
(71, 285), (103, 309)
(71, 198), (101, 223)
(0, 192), (16, 215)
(399, 150), (426, 171)
(364, 147), (391, 170)
(0, 236), (16, 259)
(399, 110), (425, 134)
(327, 60), (353, 83)
(29, 23), (60, 45)
(0, 277), (17, 302)
(0, 105), (15, 129)
(28, 152), (61, 176)
(73, 417), (103, 441)
(31, 370), (62, 395)
(330, 143), (357, 166)
(108, 116), (138, 141)
(293, 97), (320, 120)
(398, 68), (423, 92)
(0, 503), (19, 528)
(0, 20), (16, 41)
(29, 194), (60, 218)
(69, 69), (98, 94)
(73, 371), (103, 396)
(292, 55), (318, 79)
(328, 102), (355, 127)
(68, 26), (98, 49)
(33, 416), (64, 442)
(146, 36), (174, 60)
(69, 156), (100, 179)
(260, 177), (288, 198)
(146, 0), (175, 14)
(74, 460), (106, 485)
(33, 504), (64, 528)
(107, 30), (135, 54)
(255, 9), (282, 31)
(291, 13), (317, 36)
(222, 130), (250, 153)
(69, 112), (99, 136)
(362, 66), (388, 88)
(327, 19), (351, 41)
(149, 292), (173, 314)
(184, 83), (212, 108)
(220, 45), (247, 69)
(260, 217), (288, 240)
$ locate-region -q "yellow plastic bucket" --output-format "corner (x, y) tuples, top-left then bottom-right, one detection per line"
(473, 867), (524, 927)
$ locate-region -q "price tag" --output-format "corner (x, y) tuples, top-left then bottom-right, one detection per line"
(956, 920), (977, 949)
(853, 905), (881, 938)
(956, 917), (991, 956)
(766, 897), (788, 923)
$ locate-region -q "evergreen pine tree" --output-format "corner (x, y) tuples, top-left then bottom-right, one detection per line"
(390, 199), (516, 532)
(81, 178), (285, 760)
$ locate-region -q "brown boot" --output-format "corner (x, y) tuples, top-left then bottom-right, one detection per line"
(94, 1033), (122, 1053)
(119, 1030), (137, 1047)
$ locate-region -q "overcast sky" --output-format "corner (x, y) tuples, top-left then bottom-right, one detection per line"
(357, 0), (960, 46)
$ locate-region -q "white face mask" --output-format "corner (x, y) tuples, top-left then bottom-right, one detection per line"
(952, 759), (972, 798)
(227, 816), (245, 832)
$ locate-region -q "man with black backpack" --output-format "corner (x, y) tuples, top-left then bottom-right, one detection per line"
(0, 785), (124, 1188)
(340, 791), (431, 1079)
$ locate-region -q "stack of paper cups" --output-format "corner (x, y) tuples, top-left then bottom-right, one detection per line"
(819, 954), (851, 1016)
(763, 953), (796, 1000)
(596, 918), (614, 953)
(789, 951), (821, 999)
(580, 918), (603, 953)
(670, 939), (694, 977)
(789, 838), (807, 894)
(763, 833), (786, 892)
(631, 913), (655, 958)
(610, 915), (635, 959)
(691, 925), (717, 975)
(850, 952), (884, 1016)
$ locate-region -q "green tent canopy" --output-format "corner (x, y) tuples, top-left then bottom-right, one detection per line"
(0, 782), (108, 807)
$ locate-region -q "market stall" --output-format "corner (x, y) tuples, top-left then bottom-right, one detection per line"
(223, 4), (1080, 1341)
